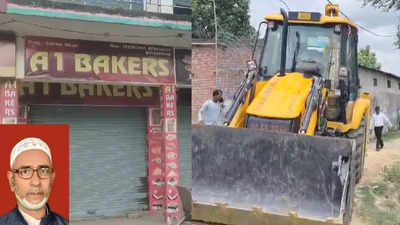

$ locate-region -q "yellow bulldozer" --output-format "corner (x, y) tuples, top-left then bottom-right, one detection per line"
(192, 4), (370, 225)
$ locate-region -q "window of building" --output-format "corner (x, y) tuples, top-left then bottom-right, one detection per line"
(373, 78), (377, 87)
(145, 0), (173, 14)
(387, 79), (391, 88)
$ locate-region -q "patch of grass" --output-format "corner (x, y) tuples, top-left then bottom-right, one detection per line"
(370, 182), (389, 196)
(384, 130), (400, 142)
(357, 163), (400, 225)
(358, 187), (400, 225)
(358, 186), (375, 217)
(370, 210), (400, 225)
(382, 164), (400, 185)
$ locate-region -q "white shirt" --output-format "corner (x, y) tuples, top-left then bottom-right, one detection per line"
(198, 100), (223, 125)
(19, 208), (41, 225)
(370, 112), (392, 129)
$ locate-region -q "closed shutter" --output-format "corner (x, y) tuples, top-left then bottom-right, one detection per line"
(30, 105), (148, 220)
(178, 89), (191, 189)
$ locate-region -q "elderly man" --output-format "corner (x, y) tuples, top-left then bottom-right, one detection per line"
(0, 137), (68, 225)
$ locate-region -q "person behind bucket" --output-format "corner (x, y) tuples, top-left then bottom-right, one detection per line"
(0, 137), (68, 225)
(370, 106), (392, 151)
(198, 89), (224, 126)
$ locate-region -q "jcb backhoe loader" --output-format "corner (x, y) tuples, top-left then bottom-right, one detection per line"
(192, 4), (370, 225)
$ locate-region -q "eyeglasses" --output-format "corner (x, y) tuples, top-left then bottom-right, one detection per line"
(11, 166), (54, 179)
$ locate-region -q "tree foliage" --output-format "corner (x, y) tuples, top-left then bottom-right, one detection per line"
(192, 0), (255, 41)
(364, 0), (400, 10)
(358, 45), (382, 70)
(364, 0), (400, 48)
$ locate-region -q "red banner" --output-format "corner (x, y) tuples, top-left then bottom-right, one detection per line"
(19, 82), (160, 106)
(147, 108), (164, 212)
(0, 35), (15, 77)
(25, 36), (175, 85)
(0, 80), (18, 124)
(161, 85), (181, 224)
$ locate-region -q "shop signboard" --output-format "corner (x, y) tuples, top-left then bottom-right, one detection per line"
(25, 36), (175, 85)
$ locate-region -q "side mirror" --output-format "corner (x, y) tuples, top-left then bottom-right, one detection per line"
(247, 60), (257, 72)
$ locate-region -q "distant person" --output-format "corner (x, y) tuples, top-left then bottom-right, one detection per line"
(370, 106), (392, 151)
(0, 137), (68, 225)
(198, 89), (224, 126)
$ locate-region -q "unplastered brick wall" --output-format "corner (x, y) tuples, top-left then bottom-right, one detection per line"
(192, 40), (254, 123)
(192, 44), (217, 123)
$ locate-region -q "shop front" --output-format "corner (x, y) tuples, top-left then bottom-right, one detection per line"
(15, 36), (190, 222)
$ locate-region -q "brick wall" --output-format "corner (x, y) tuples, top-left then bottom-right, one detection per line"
(192, 41), (253, 123)
(191, 45), (217, 123)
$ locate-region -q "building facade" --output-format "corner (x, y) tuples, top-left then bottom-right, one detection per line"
(359, 65), (400, 130)
(0, 0), (191, 223)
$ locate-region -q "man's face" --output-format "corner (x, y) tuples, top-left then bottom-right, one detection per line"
(375, 108), (380, 114)
(213, 92), (222, 102)
(7, 150), (55, 210)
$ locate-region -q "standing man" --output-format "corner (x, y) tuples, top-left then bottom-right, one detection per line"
(371, 106), (392, 151)
(0, 137), (68, 225)
(198, 89), (224, 126)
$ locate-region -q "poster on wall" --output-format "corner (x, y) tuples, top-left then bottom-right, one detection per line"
(147, 108), (164, 212)
(25, 36), (175, 85)
(161, 85), (181, 224)
(0, 80), (18, 124)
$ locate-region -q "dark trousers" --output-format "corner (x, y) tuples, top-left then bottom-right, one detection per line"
(374, 126), (384, 149)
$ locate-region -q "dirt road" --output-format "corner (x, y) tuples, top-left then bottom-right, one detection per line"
(352, 135), (400, 225)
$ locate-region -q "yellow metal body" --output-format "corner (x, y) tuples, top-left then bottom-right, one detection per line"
(247, 73), (312, 119)
(326, 93), (371, 132)
(229, 72), (371, 134)
(265, 14), (357, 28)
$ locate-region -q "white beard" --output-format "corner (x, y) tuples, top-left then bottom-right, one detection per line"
(15, 190), (48, 210)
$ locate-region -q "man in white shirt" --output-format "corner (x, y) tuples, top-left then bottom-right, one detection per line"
(370, 106), (392, 151)
(198, 89), (224, 126)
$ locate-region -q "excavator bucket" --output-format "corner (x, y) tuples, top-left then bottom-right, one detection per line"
(192, 125), (356, 225)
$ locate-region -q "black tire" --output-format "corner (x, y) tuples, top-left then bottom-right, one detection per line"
(347, 116), (367, 184)
(343, 145), (357, 225)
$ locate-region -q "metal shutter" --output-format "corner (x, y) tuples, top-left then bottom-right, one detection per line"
(29, 105), (148, 220)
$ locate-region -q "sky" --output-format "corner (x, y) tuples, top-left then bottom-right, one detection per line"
(249, 0), (400, 75)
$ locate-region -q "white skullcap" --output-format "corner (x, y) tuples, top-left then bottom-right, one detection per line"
(10, 137), (52, 168)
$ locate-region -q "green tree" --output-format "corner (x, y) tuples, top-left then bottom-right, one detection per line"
(364, 0), (400, 47)
(192, 0), (255, 41)
(358, 45), (382, 70)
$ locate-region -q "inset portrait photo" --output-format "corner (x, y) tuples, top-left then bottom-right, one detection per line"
(0, 124), (69, 225)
